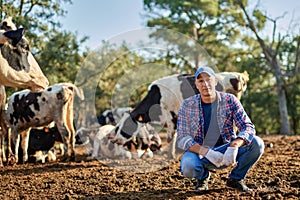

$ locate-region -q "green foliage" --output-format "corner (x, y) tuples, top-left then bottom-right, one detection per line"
(37, 30), (88, 84)
(78, 42), (174, 116)
(143, 0), (249, 71)
(252, 9), (266, 30)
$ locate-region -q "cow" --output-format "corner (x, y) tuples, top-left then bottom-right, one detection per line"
(4, 82), (84, 164)
(91, 121), (162, 160)
(91, 124), (132, 159)
(97, 107), (131, 125)
(27, 123), (87, 163)
(112, 72), (249, 160)
(0, 19), (49, 91)
(0, 17), (49, 166)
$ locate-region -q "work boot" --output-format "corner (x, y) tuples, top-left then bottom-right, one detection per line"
(226, 178), (252, 192)
(194, 172), (210, 192)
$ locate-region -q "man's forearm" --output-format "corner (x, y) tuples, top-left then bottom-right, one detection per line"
(230, 138), (245, 148)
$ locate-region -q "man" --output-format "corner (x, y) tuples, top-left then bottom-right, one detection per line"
(177, 66), (264, 192)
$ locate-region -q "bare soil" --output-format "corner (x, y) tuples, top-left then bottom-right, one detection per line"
(0, 135), (299, 200)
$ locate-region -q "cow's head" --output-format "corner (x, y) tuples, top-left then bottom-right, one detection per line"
(0, 17), (17, 31)
(46, 83), (84, 104)
(0, 18), (49, 91)
(228, 71), (249, 99)
(215, 71), (250, 100)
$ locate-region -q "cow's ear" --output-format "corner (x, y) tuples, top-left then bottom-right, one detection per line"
(243, 71), (249, 81)
(3, 28), (24, 46)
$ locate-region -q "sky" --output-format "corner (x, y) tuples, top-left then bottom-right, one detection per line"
(60, 0), (300, 50)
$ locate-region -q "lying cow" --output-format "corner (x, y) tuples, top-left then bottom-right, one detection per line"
(4, 82), (84, 164)
(91, 121), (162, 159)
(97, 107), (131, 125)
(114, 72), (249, 159)
(91, 124), (132, 159)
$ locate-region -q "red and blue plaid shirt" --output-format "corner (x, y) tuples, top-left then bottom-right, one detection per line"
(177, 91), (256, 151)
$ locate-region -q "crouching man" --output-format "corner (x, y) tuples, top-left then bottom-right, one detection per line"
(177, 67), (264, 192)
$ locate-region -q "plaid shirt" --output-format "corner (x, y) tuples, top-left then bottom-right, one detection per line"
(177, 91), (256, 151)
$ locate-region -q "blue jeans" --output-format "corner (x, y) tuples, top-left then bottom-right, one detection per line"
(180, 136), (265, 181)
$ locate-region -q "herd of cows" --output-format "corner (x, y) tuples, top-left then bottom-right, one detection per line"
(0, 17), (250, 166)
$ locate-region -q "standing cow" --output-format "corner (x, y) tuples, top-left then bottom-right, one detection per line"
(4, 83), (83, 164)
(0, 20), (49, 90)
(113, 72), (249, 159)
(0, 17), (49, 166)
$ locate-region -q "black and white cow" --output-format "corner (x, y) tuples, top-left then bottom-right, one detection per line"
(91, 121), (162, 159)
(26, 124), (87, 163)
(0, 17), (49, 166)
(4, 83), (84, 164)
(26, 125), (62, 163)
(113, 72), (249, 159)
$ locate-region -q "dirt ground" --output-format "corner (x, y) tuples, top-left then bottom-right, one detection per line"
(0, 134), (299, 200)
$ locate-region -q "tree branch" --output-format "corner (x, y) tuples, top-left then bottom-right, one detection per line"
(238, 0), (274, 64)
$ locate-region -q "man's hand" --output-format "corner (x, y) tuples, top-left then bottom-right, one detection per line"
(199, 146), (224, 167)
(222, 147), (238, 166)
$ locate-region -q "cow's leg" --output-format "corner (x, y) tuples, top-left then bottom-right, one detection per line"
(55, 121), (70, 161)
(20, 129), (31, 163)
(6, 128), (14, 164)
(0, 131), (3, 167)
(10, 130), (20, 164)
(1, 125), (8, 163)
(0, 86), (6, 166)
(161, 110), (177, 160)
(0, 124), (8, 166)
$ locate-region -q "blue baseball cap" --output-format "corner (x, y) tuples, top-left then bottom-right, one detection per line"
(194, 67), (216, 80)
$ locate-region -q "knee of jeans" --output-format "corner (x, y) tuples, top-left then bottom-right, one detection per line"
(181, 157), (197, 178)
(252, 136), (265, 155)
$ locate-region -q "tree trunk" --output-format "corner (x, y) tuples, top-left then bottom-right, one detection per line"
(273, 61), (291, 135)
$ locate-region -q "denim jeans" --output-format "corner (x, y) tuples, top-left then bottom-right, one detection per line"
(180, 136), (265, 181)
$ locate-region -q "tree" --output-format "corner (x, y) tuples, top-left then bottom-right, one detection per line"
(236, 0), (300, 135)
(143, 0), (247, 72)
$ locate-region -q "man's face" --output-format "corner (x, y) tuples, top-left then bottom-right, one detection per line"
(195, 73), (218, 97)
